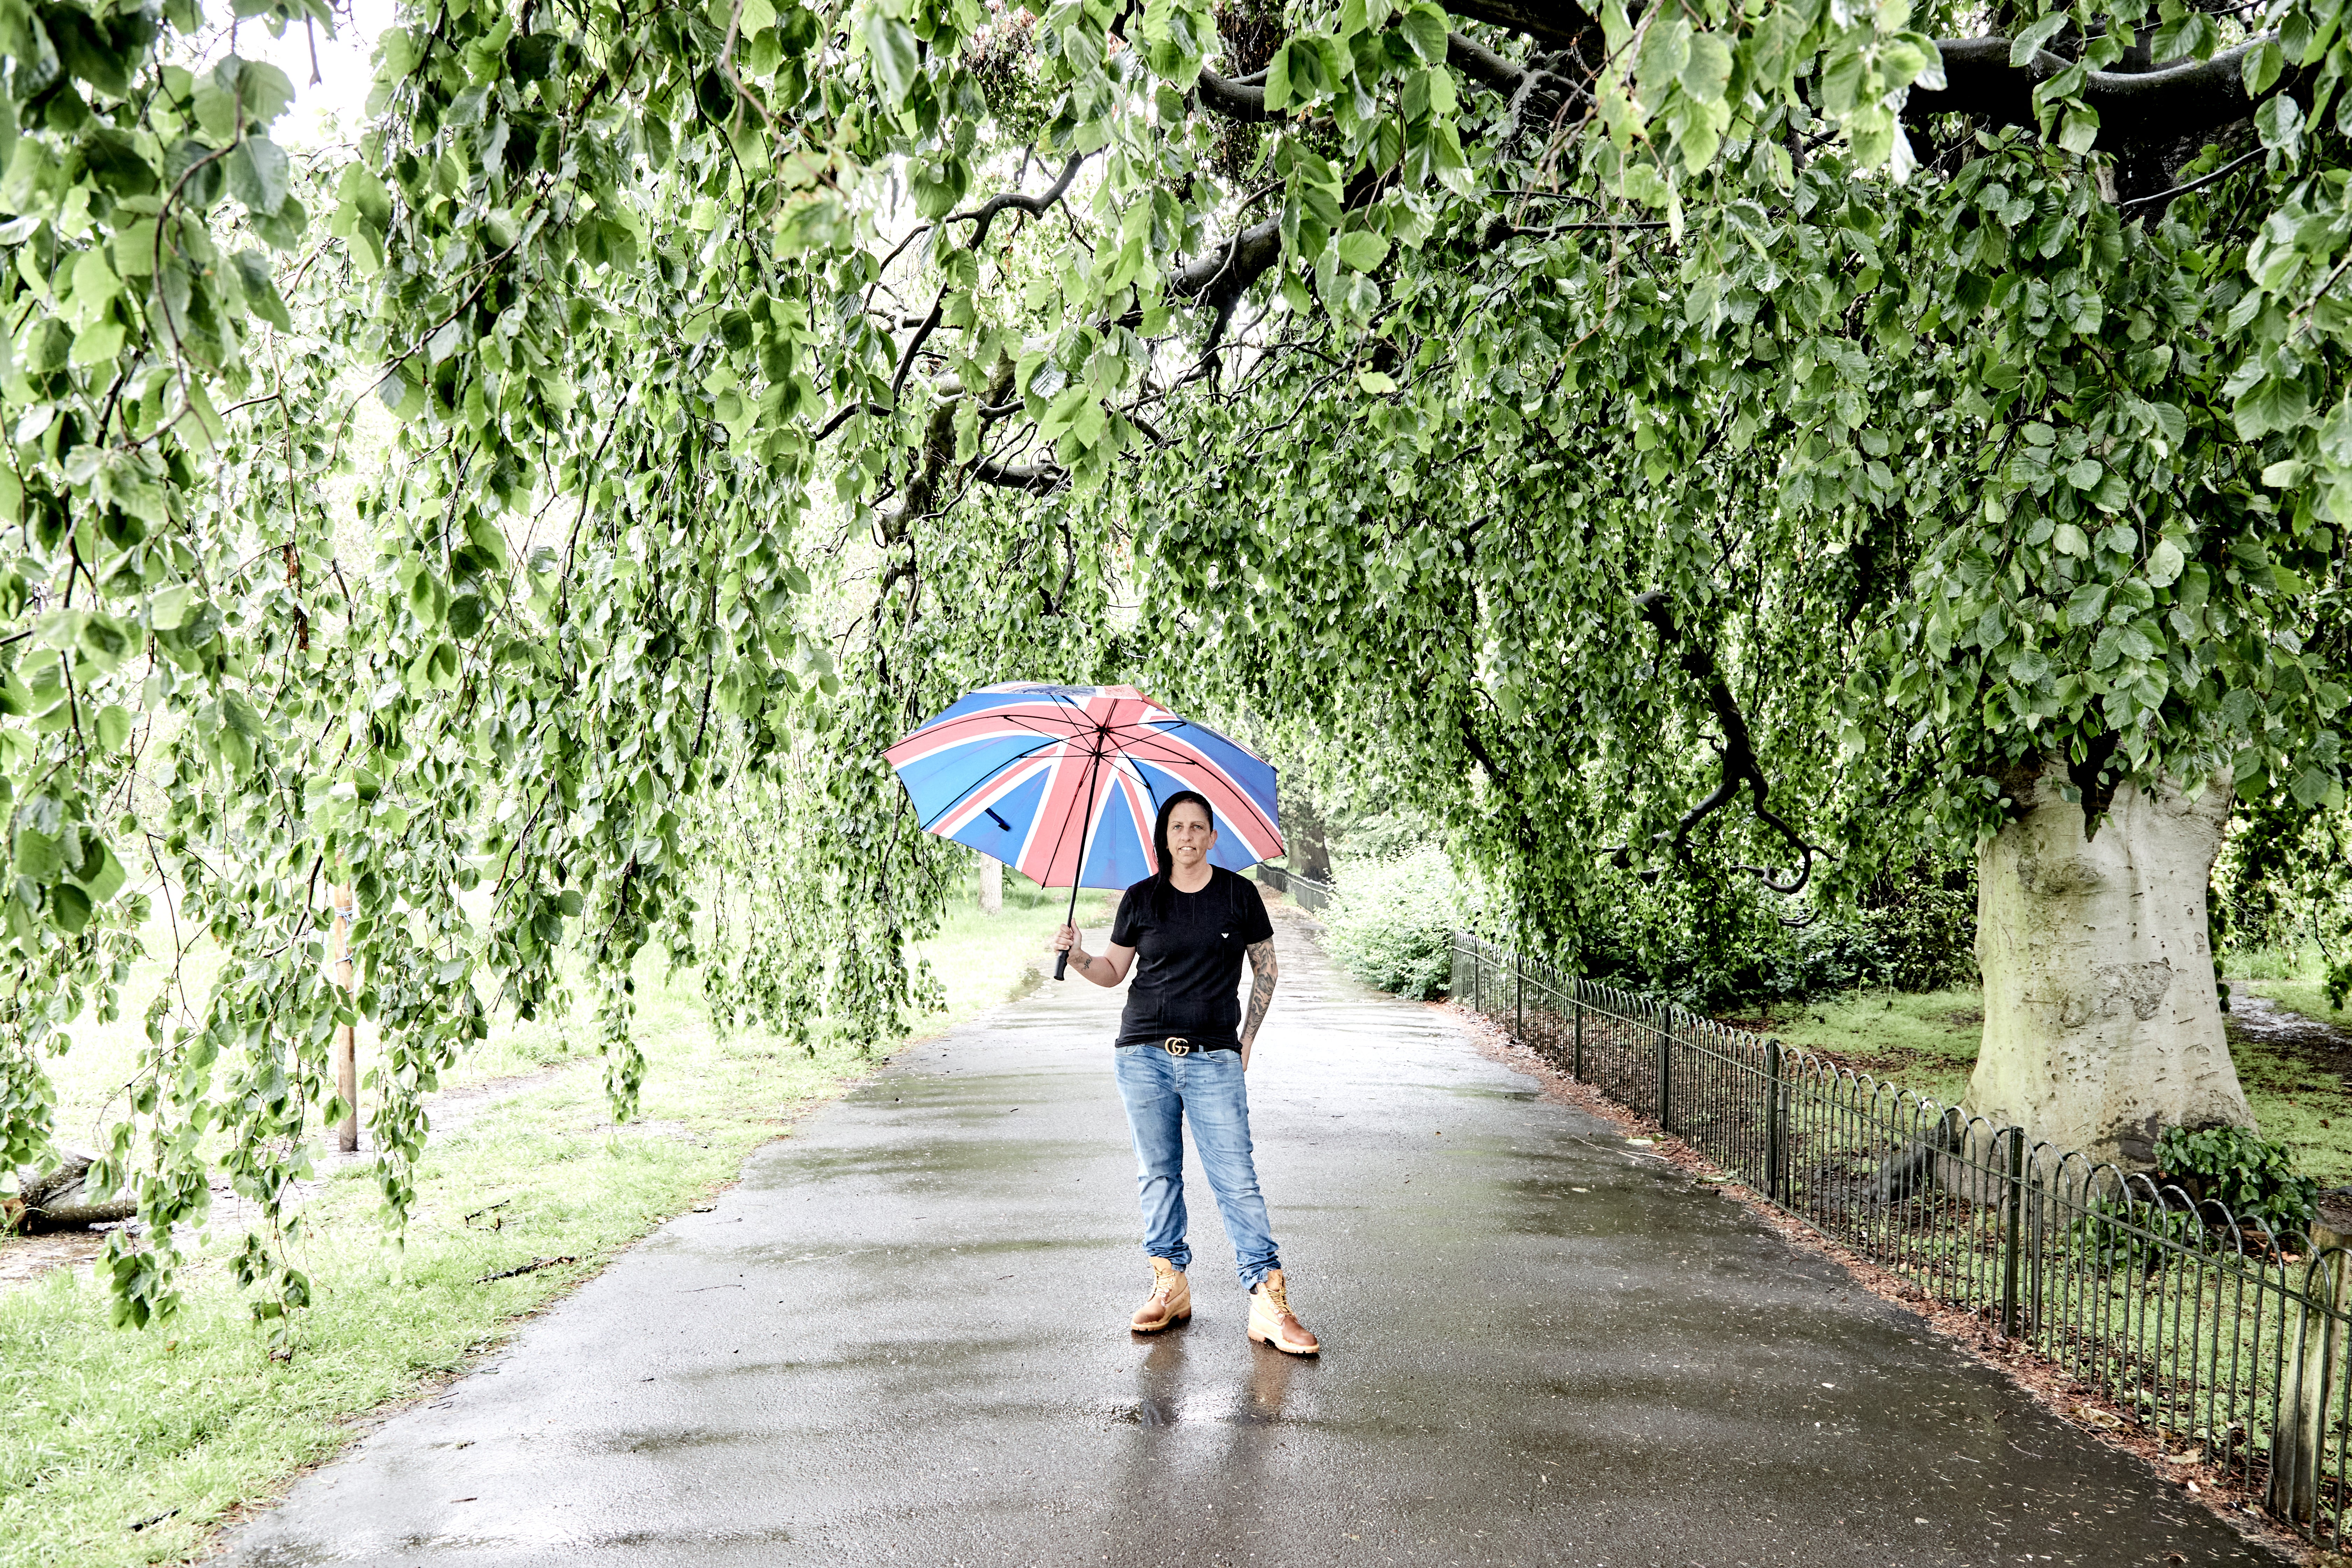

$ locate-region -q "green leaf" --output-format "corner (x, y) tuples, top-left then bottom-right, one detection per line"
(2009, 14), (2069, 65)
(338, 164), (394, 227)
(229, 138), (290, 216)
(234, 251), (291, 330)
(1263, 43), (1294, 110)
(2244, 37), (2284, 95)
(1400, 2), (1449, 63)
(1336, 230), (1390, 272)
(13, 828), (62, 880)
(71, 247), (120, 313)
(2255, 92), (2302, 158)
(1621, 159), (1673, 210)
(150, 585), (196, 631)
(1358, 369), (1398, 393)
(1680, 33), (1731, 103)
(864, 13), (922, 106)
(229, 59), (297, 128)
(2235, 375), (2311, 440)
(2146, 538), (2186, 588)
(69, 319), (124, 366)
(49, 883), (91, 934)
(74, 841), (125, 905)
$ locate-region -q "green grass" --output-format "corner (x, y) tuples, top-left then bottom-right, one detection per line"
(1718, 988), (1986, 1109)
(2235, 974), (2352, 1033)
(1723, 977), (2352, 1185)
(0, 867), (1104, 1568)
(2223, 940), (2329, 983)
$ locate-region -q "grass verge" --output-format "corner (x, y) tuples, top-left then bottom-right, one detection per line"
(0, 869), (1105, 1568)
(1725, 980), (2352, 1186)
(1717, 989), (1985, 1108)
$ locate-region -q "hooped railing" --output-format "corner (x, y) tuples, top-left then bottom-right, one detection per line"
(1253, 862), (1332, 913)
(1451, 930), (2352, 1542)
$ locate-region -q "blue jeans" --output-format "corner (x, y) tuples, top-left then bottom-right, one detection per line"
(1113, 1044), (1281, 1290)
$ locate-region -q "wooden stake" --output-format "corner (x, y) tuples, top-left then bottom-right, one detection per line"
(330, 885), (358, 1154)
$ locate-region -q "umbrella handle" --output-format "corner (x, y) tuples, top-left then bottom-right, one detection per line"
(1055, 877), (1083, 982)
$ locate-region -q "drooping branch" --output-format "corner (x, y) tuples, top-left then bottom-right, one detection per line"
(1168, 217), (1284, 353)
(1906, 34), (2302, 150)
(1449, 0), (2300, 148)
(1195, 69), (1272, 121)
(1444, 0), (1597, 50)
(970, 458), (1065, 491)
(1168, 29), (1576, 355)
(947, 151), (1088, 250)
(1370, 0), (2298, 151)
(1628, 589), (1824, 895)
(890, 154), (1089, 402)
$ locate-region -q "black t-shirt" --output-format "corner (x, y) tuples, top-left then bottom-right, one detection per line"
(1109, 867), (1276, 1046)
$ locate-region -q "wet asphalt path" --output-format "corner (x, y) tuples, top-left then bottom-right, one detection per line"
(226, 907), (2283, 1568)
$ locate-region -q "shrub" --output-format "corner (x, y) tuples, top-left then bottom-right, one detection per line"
(1322, 847), (1477, 1000)
(1564, 860), (1977, 1012)
(2153, 1123), (2318, 1237)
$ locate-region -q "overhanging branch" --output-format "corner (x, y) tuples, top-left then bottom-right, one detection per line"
(1907, 34), (2300, 150)
(1629, 588), (1825, 895)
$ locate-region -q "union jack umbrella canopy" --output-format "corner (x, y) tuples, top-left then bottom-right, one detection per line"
(883, 683), (1285, 891)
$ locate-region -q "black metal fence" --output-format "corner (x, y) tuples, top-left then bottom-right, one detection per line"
(1254, 863), (1332, 914)
(1451, 931), (2352, 1542)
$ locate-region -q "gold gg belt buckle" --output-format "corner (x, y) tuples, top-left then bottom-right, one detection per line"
(1163, 1037), (1191, 1057)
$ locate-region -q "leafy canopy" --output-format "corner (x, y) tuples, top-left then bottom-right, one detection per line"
(0, 0), (2344, 1328)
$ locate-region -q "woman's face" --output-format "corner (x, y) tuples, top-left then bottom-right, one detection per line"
(1165, 802), (1216, 869)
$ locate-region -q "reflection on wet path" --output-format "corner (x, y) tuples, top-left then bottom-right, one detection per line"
(225, 907), (2287, 1568)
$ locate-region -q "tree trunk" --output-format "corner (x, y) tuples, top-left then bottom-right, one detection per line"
(978, 853), (1002, 916)
(1278, 784), (1334, 883)
(1967, 759), (2252, 1164)
(331, 884), (358, 1153)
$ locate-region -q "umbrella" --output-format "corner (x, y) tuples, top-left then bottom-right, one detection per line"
(884, 683), (1285, 978)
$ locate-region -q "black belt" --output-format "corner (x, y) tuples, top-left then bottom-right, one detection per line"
(1122, 1036), (1240, 1056)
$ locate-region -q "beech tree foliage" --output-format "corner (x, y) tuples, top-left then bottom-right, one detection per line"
(0, 0), (2344, 1325)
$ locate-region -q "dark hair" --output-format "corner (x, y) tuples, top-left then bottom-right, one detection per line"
(1149, 791), (1216, 918)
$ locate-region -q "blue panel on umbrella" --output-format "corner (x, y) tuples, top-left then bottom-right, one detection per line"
(896, 735), (1063, 826)
(1149, 719), (1279, 802)
(941, 765), (1049, 859)
(1082, 787), (1155, 889)
(1129, 756), (1280, 861)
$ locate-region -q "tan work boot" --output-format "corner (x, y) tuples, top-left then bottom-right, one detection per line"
(1247, 1268), (1320, 1355)
(1131, 1258), (1191, 1333)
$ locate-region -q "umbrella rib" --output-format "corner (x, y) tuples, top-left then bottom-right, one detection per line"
(1100, 720), (1281, 843)
(911, 733), (1073, 832)
(898, 707), (1092, 749)
(906, 690), (1111, 859)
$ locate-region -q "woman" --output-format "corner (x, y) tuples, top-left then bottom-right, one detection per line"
(1054, 791), (1320, 1355)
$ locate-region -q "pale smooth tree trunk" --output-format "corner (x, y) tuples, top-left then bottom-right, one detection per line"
(331, 885), (358, 1153)
(978, 853), (1002, 916)
(1967, 759), (2253, 1165)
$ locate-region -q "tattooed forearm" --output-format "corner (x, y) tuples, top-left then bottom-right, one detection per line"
(1241, 938), (1278, 1046)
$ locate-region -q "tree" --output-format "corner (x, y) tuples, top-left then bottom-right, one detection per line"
(1, 0), (2346, 1332)
(1110, 0), (2350, 1165)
